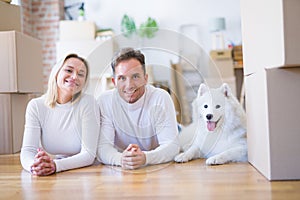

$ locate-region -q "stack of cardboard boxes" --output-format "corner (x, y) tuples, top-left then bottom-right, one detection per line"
(232, 45), (243, 69)
(0, 1), (43, 154)
(241, 0), (300, 180)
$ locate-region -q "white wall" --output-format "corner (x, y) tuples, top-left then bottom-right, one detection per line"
(66, 0), (242, 53)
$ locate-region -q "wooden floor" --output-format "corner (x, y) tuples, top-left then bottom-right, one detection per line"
(1, 154), (300, 199)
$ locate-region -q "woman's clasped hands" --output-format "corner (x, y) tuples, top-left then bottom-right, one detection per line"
(30, 148), (56, 176)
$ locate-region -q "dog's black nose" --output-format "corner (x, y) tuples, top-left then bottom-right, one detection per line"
(206, 114), (213, 120)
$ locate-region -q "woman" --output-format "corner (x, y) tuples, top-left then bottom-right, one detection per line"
(20, 54), (100, 176)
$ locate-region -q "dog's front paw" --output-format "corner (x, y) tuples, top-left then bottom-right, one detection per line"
(174, 153), (191, 163)
(206, 155), (227, 165)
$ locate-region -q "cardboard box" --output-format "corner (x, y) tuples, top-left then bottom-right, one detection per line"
(0, 1), (21, 32)
(210, 49), (234, 78)
(0, 93), (37, 154)
(210, 49), (232, 60)
(0, 31), (43, 93)
(245, 67), (300, 180)
(241, 0), (300, 75)
(59, 20), (96, 41)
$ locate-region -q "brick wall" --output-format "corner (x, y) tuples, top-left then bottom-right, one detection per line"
(21, 0), (64, 91)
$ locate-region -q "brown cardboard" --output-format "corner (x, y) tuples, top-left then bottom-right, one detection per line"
(0, 93), (38, 154)
(0, 1), (21, 32)
(241, 0), (300, 75)
(245, 67), (300, 180)
(0, 31), (43, 93)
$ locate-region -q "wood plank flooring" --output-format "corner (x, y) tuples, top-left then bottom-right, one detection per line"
(0, 154), (300, 199)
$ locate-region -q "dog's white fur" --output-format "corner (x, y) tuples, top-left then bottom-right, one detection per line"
(175, 83), (247, 165)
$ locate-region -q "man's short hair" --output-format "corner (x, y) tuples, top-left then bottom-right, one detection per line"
(111, 47), (146, 75)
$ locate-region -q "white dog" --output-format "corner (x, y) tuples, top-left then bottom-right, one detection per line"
(175, 83), (247, 165)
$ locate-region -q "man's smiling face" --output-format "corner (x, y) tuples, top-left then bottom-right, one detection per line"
(112, 58), (148, 103)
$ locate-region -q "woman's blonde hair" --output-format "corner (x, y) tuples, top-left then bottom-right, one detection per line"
(44, 54), (89, 108)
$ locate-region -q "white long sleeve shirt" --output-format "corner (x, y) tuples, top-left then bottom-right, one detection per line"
(97, 85), (179, 166)
(20, 94), (100, 173)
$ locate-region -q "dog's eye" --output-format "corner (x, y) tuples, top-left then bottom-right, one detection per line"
(204, 105), (208, 108)
(216, 105), (221, 109)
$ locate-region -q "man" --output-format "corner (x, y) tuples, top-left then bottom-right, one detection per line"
(97, 47), (179, 170)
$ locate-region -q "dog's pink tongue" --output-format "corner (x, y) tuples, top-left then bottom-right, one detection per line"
(207, 121), (216, 131)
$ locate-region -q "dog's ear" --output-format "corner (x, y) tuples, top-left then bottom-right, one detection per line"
(197, 83), (209, 98)
(221, 83), (231, 97)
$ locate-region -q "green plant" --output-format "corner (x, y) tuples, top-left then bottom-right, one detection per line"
(138, 17), (159, 38)
(121, 14), (136, 38)
(121, 14), (159, 38)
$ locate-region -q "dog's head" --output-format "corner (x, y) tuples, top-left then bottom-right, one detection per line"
(192, 83), (232, 132)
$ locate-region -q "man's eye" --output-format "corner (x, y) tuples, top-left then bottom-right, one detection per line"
(204, 105), (208, 108)
(133, 74), (140, 79)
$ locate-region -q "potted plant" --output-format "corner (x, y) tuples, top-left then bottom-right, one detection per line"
(121, 14), (159, 39)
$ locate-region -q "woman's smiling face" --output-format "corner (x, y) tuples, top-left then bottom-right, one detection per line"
(56, 57), (87, 102)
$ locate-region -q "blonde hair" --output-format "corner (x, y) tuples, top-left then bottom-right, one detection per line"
(44, 54), (89, 108)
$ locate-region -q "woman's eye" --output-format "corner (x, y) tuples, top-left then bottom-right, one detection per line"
(65, 69), (72, 73)
(78, 73), (85, 77)
(216, 105), (221, 109)
(118, 76), (126, 81)
(204, 105), (208, 108)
